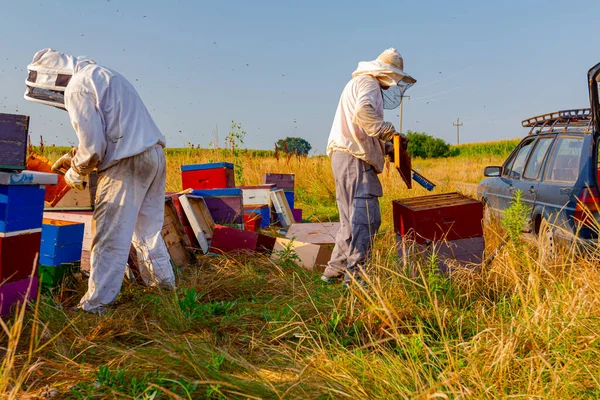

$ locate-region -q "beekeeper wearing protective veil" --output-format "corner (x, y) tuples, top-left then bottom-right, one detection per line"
(323, 48), (416, 287)
(25, 48), (175, 314)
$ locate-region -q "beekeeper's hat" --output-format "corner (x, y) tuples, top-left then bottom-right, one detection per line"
(24, 48), (77, 110)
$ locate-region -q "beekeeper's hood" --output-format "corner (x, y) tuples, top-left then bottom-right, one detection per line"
(352, 48), (416, 87)
(24, 48), (95, 110)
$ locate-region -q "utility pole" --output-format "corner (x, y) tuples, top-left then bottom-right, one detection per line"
(453, 118), (463, 145)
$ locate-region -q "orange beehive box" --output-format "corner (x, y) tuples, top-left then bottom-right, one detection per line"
(26, 153), (71, 207)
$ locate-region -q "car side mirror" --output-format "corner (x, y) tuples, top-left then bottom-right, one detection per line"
(484, 166), (502, 177)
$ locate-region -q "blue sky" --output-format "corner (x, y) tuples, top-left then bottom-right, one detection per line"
(0, 0), (598, 153)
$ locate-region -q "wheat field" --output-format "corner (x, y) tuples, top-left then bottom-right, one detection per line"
(2, 148), (600, 399)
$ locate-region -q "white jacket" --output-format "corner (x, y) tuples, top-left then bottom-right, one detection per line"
(65, 60), (166, 174)
(326, 75), (396, 173)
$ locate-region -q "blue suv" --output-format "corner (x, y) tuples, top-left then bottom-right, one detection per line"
(477, 62), (600, 247)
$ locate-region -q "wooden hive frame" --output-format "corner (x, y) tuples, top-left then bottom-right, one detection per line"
(179, 195), (215, 254)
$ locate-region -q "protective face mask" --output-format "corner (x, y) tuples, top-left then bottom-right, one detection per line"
(24, 67), (72, 110)
(382, 81), (414, 110)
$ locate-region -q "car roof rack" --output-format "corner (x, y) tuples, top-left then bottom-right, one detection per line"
(522, 108), (593, 134)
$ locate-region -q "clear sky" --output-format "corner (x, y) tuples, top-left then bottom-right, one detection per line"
(0, 0), (598, 153)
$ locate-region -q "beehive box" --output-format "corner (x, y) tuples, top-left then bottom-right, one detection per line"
(209, 225), (276, 255)
(26, 153), (71, 207)
(179, 195), (215, 254)
(262, 173), (294, 191)
(39, 218), (85, 266)
(239, 184), (276, 206)
(47, 172), (98, 210)
(270, 189), (295, 228)
(271, 238), (332, 272)
(162, 197), (195, 268)
(0, 230), (42, 283)
(38, 261), (80, 292)
(192, 189), (243, 225)
(0, 113), (29, 171)
(284, 191), (295, 209)
(0, 185), (46, 232)
(181, 162), (235, 191)
(244, 205), (270, 229)
(0, 276), (38, 316)
(392, 192), (483, 244)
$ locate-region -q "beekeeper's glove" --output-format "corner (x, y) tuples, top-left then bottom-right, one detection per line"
(64, 168), (84, 190)
(51, 147), (77, 174)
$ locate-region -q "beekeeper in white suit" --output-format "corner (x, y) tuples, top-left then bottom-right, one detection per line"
(324, 48), (416, 287)
(25, 48), (175, 314)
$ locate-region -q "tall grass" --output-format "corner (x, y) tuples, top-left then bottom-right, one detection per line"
(4, 146), (598, 398)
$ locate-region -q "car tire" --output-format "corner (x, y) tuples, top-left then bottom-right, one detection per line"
(538, 218), (556, 264)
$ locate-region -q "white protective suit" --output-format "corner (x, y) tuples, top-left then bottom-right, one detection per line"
(323, 49), (415, 282)
(25, 49), (175, 311)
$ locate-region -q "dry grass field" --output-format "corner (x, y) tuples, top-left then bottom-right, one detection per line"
(3, 146), (600, 399)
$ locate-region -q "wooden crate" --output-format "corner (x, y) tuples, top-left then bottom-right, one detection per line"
(181, 162), (235, 190)
(0, 230), (42, 284)
(40, 218), (84, 266)
(179, 195), (214, 254)
(271, 238), (332, 272)
(0, 276), (38, 316)
(162, 198), (195, 268)
(0, 113), (29, 170)
(392, 192), (483, 244)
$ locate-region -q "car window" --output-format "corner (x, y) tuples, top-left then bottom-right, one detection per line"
(523, 137), (553, 180)
(502, 139), (531, 177)
(505, 139), (535, 179)
(544, 137), (584, 183)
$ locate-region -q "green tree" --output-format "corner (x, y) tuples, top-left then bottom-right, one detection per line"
(276, 137), (312, 156)
(406, 130), (457, 158)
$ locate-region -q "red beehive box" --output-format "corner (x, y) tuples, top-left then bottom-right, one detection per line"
(0, 230), (42, 283)
(392, 192), (483, 244)
(209, 225), (275, 254)
(181, 162), (235, 190)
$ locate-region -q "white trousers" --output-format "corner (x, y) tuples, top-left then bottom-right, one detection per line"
(79, 145), (175, 311)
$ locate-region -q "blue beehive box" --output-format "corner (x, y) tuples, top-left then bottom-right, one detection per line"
(192, 188), (243, 224)
(39, 218), (85, 266)
(244, 205), (270, 228)
(284, 190), (294, 210)
(0, 185), (46, 232)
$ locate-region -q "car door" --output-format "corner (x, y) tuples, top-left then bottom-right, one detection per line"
(496, 137), (537, 212)
(535, 136), (585, 230)
(512, 136), (555, 232)
(588, 62), (600, 133)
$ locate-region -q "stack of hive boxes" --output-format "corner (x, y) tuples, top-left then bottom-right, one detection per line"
(0, 170), (57, 314)
(38, 218), (85, 292)
(239, 184), (276, 230)
(181, 162), (243, 226)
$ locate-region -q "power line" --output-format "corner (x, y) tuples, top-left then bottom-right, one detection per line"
(453, 118), (463, 145)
